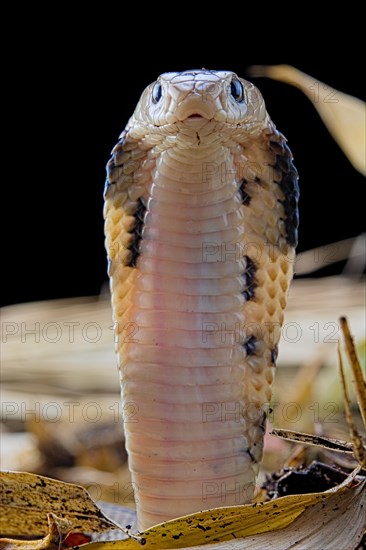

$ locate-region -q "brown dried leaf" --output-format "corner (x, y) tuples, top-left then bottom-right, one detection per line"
(247, 64), (366, 175)
(338, 341), (366, 469)
(340, 316), (366, 427)
(0, 513), (72, 550)
(0, 471), (119, 536)
(271, 428), (354, 453)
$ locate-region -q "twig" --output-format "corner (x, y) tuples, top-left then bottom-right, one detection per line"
(339, 316), (366, 428)
(337, 341), (366, 468)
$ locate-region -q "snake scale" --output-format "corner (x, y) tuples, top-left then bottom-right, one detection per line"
(104, 70), (299, 531)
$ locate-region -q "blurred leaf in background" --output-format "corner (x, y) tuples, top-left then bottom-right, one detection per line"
(248, 64), (366, 176)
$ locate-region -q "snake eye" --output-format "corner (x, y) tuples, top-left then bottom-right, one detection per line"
(152, 82), (163, 104)
(230, 78), (244, 103)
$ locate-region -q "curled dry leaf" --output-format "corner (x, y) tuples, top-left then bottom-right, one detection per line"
(70, 468), (364, 549)
(0, 471), (119, 536)
(247, 64), (366, 176)
(271, 428), (355, 453)
(0, 513), (72, 550)
(178, 474), (366, 549)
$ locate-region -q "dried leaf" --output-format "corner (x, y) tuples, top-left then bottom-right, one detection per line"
(72, 469), (364, 549)
(0, 471), (119, 536)
(295, 235), (366, 276)
(247, 64), (366, 175)
(271, 428), (354, 453)
(338, 342), (366, 468)
(175, 476), (366, 549)
(0, 513), (72, 550)
(340, 316), (366, 427)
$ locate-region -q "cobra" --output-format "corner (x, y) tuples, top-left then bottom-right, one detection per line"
(104, 70), (299, 531)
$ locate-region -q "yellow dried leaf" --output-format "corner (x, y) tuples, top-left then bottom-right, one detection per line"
(74, 469), (364, 549)
(248, 64), (366, 175)
(178, 476), (366, 549)
(0, 471), (118, 536)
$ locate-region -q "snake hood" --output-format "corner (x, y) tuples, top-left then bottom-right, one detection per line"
(125, 70), (270, 144)
(104, 69), (299, 530)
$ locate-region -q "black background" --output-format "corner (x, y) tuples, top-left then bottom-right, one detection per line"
(2, 13), (364, 306)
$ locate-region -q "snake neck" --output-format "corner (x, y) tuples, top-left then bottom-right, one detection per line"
(130, 142), (247, 358)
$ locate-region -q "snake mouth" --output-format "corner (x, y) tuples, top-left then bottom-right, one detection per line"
(176, 99), (216, 121)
